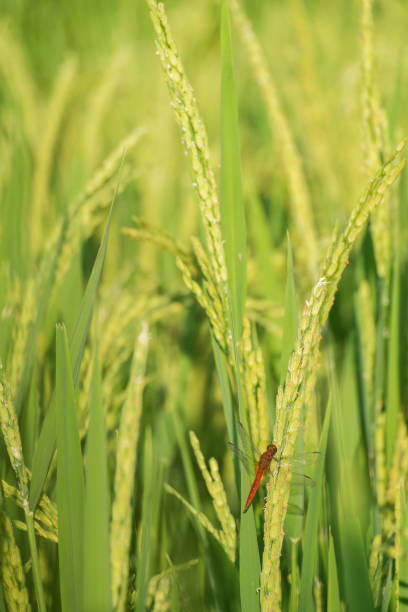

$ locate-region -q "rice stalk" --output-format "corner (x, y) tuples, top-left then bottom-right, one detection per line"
(122, 218), (195, 269)
(78, 291), (182, 435)
(145, 5), (274, 461)
(164, 483), (235, 564)
(151, 575), (170, 612)
(260, 140), (405, 610)
(0, 369), (46, 609)
(188, 431), (236, 562)
(385, 417), (408, 509)
(375, 411), (387, 508)
(356, 279), (375, 403)
(124, 219), (228, 351)
(1, 480), (58, 543)
(146, 0), (230, 350)
(0, 370), (29, 506)
(146, 559), (199, 611)
(369, 533), (383, 606)
(6, 277), (36, 398)
(0, 513), (31, 612)
(110, 322), (150, 610)
(313, 577), (323, 612)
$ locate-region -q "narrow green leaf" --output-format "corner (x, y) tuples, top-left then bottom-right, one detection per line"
(136, 428), (157, 612)
(0, 267), (13, 363)
(20, 362), (39, 469)
(83, 342), (112, 612)
(327, 347), (374, 611)
(247, 191), (282, 367)
(220, 0), (247, 341)
(239, 495), (261, 612)
(220, 4), (258, 610)
(381, 561), (393, 612)
(353, 278), (376, 500)
(0, 582), (6, 612)
(399, 485), (408, 608)
(339, 337), (362, 461)
(289, 539), (300, 612)
(280, 234), (298, 385)
(327, 533), (341, 612)
(373, 275), (389, 469)
(386, 253), (400, 473)
(172, 325), (226, 612)
(55, 323), (85, 612)
(0, 138), (31, 281)
(247, 190), (282, 307)
(299, 397), (331, 612)
(282, 235), (303, 545)
(212, 336), (234, 446)
(29, 199), (116, 509)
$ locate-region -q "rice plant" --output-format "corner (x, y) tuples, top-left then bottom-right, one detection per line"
(1, 0), (408, 610)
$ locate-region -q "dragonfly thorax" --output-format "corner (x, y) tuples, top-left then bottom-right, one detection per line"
(266, 444), (278, 455)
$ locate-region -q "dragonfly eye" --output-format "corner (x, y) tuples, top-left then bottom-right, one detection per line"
(267, 444), (278, 454)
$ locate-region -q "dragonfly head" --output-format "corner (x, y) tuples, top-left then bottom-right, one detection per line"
(267, 444), (278, 455)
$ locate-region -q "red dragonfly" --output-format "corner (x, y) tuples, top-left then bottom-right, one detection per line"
(228, 423), (316, 512)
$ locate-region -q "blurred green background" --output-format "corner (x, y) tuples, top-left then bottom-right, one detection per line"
(1, 0), (408, 610)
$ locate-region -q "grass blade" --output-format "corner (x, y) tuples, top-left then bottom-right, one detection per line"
(288, 539), (300, 612)
(220, 0), (247, 341)
(327, 533), (341, 611)
(20, 363), (39, 469)
(327, 348), (374, 611)
(136, 428), (156, 612)
(212, 336), (235, 447)
(399, 485), (408, 608)
(299, 397), (331, 611)
(282, 234), (303, 550)
(280, 234), (298, 385)
(55, 323), (85, 612)
(111, 323), (149, 611)
(83, 341), (112, 612)
(220, 4), (258, 610)
(29, 199), (116, 509)
(386, 252), (400, 473)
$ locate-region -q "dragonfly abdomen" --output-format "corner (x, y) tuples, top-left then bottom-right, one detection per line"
(244, 468), (264, 511)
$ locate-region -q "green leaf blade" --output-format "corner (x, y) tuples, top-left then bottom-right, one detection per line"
(83, 343), (112, 612)
(327, 533), (341, 611)
(55, 323), (85, 612)
(299, 397), (331, 611)
(220, 0), (247, 341)
(386, 254), (400, 473)
(29, 201), (115, 510)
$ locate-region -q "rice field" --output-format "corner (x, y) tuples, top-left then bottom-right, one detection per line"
(1, 0), (408, 610)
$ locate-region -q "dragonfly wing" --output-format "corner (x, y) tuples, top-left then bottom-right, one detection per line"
(286, 502), (305, 516)
(290, 472), (315, 488)
(227, 442), (252, 475)
(237, 421), (261, 460)
(276, 451), (320, 469)
(264, 465), (315, 489)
